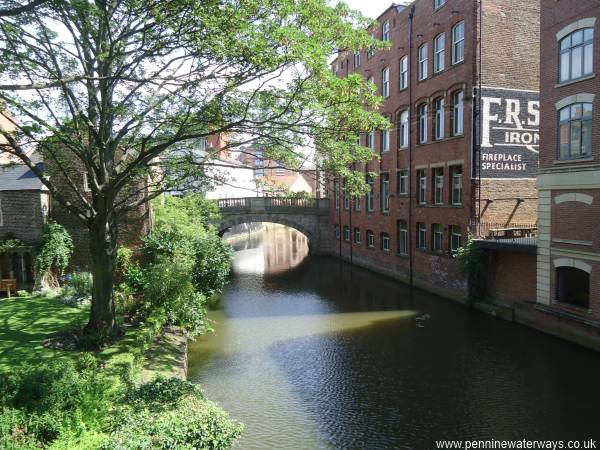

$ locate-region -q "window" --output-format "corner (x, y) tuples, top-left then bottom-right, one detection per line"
(334, 224), (340, 239)
(334, 178), (340, 209)
(398, 170), (408, 195)
(432, 224), (444, 253)
(452, 21), (465, 64)
(556, 267), (590, 308)
(418, 103), (428, 143)
(398, 220), (408, 255)
(434, 33), (445, 73)
(434, 97), (445, 140)
(254, 151), (265, 177)
(343, 179), (350, 210)
(418, 43), (428, 80)
(367, 175), (375, 212)
(417, 223), (427, 249)
(450, 225), (462, 251)
(354, 195), (361, 211)
(381, 233), (391, 251)
(382, 67), (390, 98)
(399, 56), (408, 89)
(433, 167), (444, 204)
(354, 228), (361, 244)
(451, 166), (463, 205)
(434, 0), (446, 9)
(560, 28), (594, 83)
(558, 103), (593, 160)
(367, 230), (375, 248)
(367, 131), (375, 149)
(399, 110), (409, 148)
(418, 169), (427, 204)
(380, 173), (390, 213)
(343, 226), (351, 242)
(382, 127), (390, 152)
(452, 90), (464, 136)
(382, 20), (390, 42)
(354, 51), (361, 68)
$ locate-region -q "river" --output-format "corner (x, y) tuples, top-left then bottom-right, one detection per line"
(188, 224), (600, 450)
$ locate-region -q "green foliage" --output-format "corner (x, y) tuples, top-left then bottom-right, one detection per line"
(191, 233), (233, 298)
(0, 238), (26, 253)
(454, 237), (484, 276)
(65, 272), (93, 298)
(103, 379), (242, 450)
(36, 221), (73, 277)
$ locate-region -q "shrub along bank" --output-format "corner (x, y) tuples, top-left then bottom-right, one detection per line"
(0, 195), (240, 449)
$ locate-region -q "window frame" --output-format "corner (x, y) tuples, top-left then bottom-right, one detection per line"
(418, 43), (429, 80)
(354, 51), (361, 68)
(343, 225), (351, 242)
(452, 90), (465, 136)
(400, 56), (409, 90)
(434, 32), (445, 73)
(418, 103), (428, 144)
(417, 222), (427, 250)
(432, 223), (444, 253)
(559, 28), (594, 83)
(398, 220), (408, 255)
(450, 225), (462, 252)
(380, 172), (390, 213)
(434, 97), (445, 140)
(354, 227), (361, 244)
(434, 0), (447, 10)
(452, 21), (465, 65)
(382, 20), (390, 42)
(382, 67), (390, 98)
(398, 170), (409, 195)
(399, 110), (409, 148)
(367, 230), (375, 248)
(418, 169), (427, 205)
(451, 166), (463, 205)
(382, 126), (391, 153)
(558, 102), (593, 160)
(381, 232), (391, 252)
(433, 167), (444, 205)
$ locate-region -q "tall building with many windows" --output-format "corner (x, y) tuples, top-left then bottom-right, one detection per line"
(329, 0), (540, 300)
(537, 1), (600, 323)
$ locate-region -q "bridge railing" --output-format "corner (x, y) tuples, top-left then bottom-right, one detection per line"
(217, 197), (329, 212)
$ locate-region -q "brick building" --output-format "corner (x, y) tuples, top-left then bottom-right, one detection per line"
(329, 0), (539, 300)
(534, 1), (600, 338)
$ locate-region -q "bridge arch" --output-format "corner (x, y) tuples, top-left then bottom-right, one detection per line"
(215, 197), (331, 255)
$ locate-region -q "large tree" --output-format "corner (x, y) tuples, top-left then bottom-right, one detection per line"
(0, 0), (388, 336)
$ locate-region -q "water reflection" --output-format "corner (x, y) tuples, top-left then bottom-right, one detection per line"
(189, 225), (600, 450)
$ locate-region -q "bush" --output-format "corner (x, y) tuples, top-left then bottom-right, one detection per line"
(454, 237), (484, 276)
(192, 233), (232, 298)
(103, 378), (242, 450)
(36, 221), (74, 284)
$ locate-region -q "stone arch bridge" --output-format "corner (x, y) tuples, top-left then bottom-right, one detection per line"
(216, 197), (331, 255)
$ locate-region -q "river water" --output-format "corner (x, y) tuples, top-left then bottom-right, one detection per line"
(188, 224), (600, 450)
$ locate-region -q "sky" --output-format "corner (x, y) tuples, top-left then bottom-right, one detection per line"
(340, 0), (398, 19)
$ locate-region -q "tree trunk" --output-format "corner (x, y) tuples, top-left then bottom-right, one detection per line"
(86, 211), (119, 337)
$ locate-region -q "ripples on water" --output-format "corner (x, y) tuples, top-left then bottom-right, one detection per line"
(188, 224), (600, 450)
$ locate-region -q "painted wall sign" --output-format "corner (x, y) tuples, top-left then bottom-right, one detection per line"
(478, 87), (539, 178)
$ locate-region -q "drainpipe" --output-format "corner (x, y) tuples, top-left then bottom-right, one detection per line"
(408, 4), (415, 288)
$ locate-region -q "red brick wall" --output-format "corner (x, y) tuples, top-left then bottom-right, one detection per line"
(479, 179), (538, 224)
(328, 0), (540, 301)
(0, 190), (48, 245)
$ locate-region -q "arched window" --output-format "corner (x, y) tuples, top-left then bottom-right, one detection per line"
(452, 21), (465, 64)
(558, 102), (592, 159)
(434, 97), (445, 140)
(560, 28), (594, 83)
(418, 43), (428, 80)
(418, 103), (428, 143)
(382, 67), (390, 98)
(452, 90), (464, 136)
(556, 267), (590, 308)
(434, 33), (445, 73)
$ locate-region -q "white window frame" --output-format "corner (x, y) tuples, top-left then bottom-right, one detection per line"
(452, 21), (465, 64)
(399, 110), (409, 148)
(344, 226), (351, 242)
(398, 221), (408, 255)
(382, 67), (390, 98)
(450, 225), (462, 251)
(354, 228), (361, 244)
(560, 28), (594, 83)
(354, 51), (361, 68)
(451, 166), (463, 205)
(434, 33), (445, 73)
(434, 168), (444, 204)
(400, 56), (408, 90)
(367, 231), (375, 248)
(435, 97), (445, 140)
(382, 233), (391, 252)
(382, 20), (390, 42)
(434, 0), (447, 9)
(433, 224), (444, 253)
(453, 90), (464, 136)
(367, 131), (375, 149)
(382, 128), (390, 152)
(418, 169), (427, 204)
(418, 223), (427, 250)
(398, 170), (408, 195)
(418, 103), (428, 144)
(418, 43), (429, 80)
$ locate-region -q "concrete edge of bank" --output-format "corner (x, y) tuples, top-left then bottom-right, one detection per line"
(142, 326), (189, 382)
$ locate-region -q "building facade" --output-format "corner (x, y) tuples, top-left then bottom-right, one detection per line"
(538, 1), (600, 322)
(329, 0), (540, 300)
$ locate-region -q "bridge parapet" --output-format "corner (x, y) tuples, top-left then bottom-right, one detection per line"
(217, 197), (329, 215)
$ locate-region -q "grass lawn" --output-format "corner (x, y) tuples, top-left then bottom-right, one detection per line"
(0, 294), (88, 372)
(0, 294), (186, 380)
